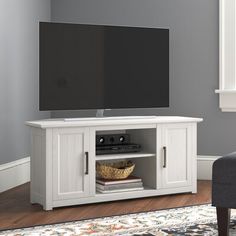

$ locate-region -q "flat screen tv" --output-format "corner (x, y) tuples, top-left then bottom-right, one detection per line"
(40, 22), (169, 111)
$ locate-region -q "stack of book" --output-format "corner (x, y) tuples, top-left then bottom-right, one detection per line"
(96, 176), (143, 193)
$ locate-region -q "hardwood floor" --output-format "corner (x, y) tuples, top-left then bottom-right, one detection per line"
(0, 181), (211, 231)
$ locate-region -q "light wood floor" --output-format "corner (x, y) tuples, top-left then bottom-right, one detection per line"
(0, 181), (211, 231)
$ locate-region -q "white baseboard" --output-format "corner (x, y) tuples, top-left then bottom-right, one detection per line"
(197, 155), (221, 180)
(0, 155), (219, 193)
(0, 157), (30, 193)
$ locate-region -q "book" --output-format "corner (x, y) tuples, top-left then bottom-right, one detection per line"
(96, 176), (142, 186)
(96, 186), (144, 194)
(96, 182), (143, 191)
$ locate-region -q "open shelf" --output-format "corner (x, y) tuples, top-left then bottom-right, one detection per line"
(95, 155), (157, 196)
(95, 128), (157, 196)
(95, 128), (156, 160)
(95, 152), (156, 161)
(95, 186), (156, 196)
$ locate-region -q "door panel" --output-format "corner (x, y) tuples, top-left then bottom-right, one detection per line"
(53, 128), (90, 200)
(161, 124), (192, 188)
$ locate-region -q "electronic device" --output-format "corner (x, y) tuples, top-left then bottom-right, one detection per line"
(40, 22), (169, 111)
(96, 144), (141, 155)
(96, 133), (141, 155)
(96, 134), (130, 146)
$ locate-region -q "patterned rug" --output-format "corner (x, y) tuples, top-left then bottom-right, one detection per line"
(1, 204), (236, 236)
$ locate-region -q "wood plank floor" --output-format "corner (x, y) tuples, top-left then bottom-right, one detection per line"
(0, 181), (211, 231)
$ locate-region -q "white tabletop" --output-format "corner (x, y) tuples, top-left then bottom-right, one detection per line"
(26, 116), (203, 129)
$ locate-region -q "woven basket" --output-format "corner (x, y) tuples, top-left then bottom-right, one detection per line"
(96, 161), (135, 180)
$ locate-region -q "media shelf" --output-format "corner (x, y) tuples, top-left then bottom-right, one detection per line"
(95, 127), (157, 194)
(95, 152), (156, 161)
(95, 155), (157, 195)
(95, 186), (156, 196)
(26, 116), (202, 210)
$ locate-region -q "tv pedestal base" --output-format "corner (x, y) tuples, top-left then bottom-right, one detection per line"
(63, 116), (157, 122)
(96, 109), (107, 117)
(26, 116), (203, 210)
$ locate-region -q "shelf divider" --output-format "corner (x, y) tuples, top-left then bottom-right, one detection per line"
(95, 152), (156, 161)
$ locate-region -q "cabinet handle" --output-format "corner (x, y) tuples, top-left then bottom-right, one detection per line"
(163, 146), (167, 168)
(85, 152), (89, 175)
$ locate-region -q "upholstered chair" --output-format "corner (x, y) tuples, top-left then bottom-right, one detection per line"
(212, 152), (236, 236)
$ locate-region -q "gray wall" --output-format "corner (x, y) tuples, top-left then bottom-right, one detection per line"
(0, 0), (51, 165)
(51, 0), (236, 156)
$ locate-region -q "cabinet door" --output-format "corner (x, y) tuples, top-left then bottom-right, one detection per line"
(52, 127), (91, 200)
(161, 123), (192, 189)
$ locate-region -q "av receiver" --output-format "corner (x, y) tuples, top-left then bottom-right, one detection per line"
(96, 134), (141, 155)
(96, 143), (141, 155)
(96, 134), (130, 146)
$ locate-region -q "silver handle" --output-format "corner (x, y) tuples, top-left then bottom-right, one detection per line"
(85, 152), (89, 175)
(163, 146), (167, 168)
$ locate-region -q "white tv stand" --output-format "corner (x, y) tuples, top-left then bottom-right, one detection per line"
(26, 116), (203, 210)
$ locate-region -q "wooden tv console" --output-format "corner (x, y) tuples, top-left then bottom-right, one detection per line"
(26, 116), (203, 210)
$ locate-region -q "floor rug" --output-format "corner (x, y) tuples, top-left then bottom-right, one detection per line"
(1, 204), (236, 236)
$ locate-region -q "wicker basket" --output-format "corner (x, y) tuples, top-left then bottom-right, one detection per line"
(96, 161), (135, 180)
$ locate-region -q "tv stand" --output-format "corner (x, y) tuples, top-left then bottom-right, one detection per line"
(26, 116), (202, 210)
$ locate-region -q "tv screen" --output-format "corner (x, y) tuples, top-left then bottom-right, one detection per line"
(40, 22), (169, 111)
